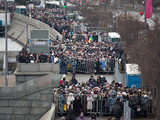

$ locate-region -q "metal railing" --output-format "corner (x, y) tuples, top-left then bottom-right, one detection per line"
(124, 101), (131, 120)
(67, 58), (115, 74)
(56, 94), (152, 117)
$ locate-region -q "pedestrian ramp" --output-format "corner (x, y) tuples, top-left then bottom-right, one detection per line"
(39, 103), (56, 120)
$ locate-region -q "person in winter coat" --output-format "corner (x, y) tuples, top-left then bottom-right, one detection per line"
(81, 93), (87, 114)
(69, 76), (78, 86)
(67, 93), (75, 108)
(71, 58), (77, 75)
(59, 92), (65, 116)
(129, 92), (139, 118)
(87, 94), (94, 112)
(60, 56), (68, 74)
(77, 112), (87, 120)
(89, 113), (97, 120)
(95, 58), (101, 74)
(111, 98), (122, 120)
(100, 58), (106, 71)
(107, 93), (116, 113)
(88, 75), (97, 87)
(141, 94), (151, 118)
(96, 76), (101, 87)
(67, 104), (76, 120)
(73, 96), (82, 117)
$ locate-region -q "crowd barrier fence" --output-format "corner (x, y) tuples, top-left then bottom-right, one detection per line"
(67, 58), (115, 74)
(56, 94), (152, 116)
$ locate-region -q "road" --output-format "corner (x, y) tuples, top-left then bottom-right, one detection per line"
(66, 61), (125, 85)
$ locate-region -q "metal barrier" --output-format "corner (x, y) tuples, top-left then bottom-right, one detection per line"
(140, 99), (152, 115)
(56, 93), (152, 118)
(67, 58), (115, 74)
(57, 94), (111, 115)
(124, 101), (131, 120)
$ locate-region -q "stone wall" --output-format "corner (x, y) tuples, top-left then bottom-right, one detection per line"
(8, 13), (62, 46)
(14, 63), (60, 84)
(0, 74), (62, 120)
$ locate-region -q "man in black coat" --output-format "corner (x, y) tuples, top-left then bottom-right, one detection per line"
(111, 98), (122, 120)
(67, 104), (75, 120)
(69, 76), (78, 86)
(95, 58), (101, 74)
(73, 96), (82, 117)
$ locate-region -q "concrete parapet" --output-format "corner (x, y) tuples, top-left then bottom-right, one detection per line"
(8, 13), (62, 46)
(0, 74), (62, 120)
(15, 63), (59, 73)
(14, 63), (60, 84)
(39, 103), (56, 120)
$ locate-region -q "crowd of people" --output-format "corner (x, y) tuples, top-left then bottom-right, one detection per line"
(2, 1), (124, 74)
(0, 0), (17, 13)
(16, 38), (122, 75)
(0, 1), (153, 120)
(23, 7), (83, 34)
(54, 75), (152, 120)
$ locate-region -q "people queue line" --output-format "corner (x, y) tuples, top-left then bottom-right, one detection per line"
(54, 75), (152, 120)
(16, 38), (122, 75)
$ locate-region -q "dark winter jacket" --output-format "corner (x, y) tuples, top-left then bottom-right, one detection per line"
(111, 101), (122, 118)
(73, 98), (82, 116)
(67, 108), (75, 120)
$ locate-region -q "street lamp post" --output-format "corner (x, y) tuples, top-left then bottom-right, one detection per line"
(5, 0), (8, 86)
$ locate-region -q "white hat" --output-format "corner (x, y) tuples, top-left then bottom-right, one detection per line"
(122, 92), (127, 96)
(69, 86), (72, 90)
(144, 95), (148, 98)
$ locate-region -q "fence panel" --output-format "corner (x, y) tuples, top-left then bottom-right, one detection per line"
(56, 94), (152, 118)
(124, 101), (131, 120)
(67, 58), (115, 74)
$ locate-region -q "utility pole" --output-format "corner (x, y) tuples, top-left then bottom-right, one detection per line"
(26, 23), (28, 44)
(5, 0), (8, 86)
(44, 0), (46, 9)
(144, 0), (146, 23)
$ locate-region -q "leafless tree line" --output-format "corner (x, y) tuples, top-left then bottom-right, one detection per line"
(118, 16), (160, 119)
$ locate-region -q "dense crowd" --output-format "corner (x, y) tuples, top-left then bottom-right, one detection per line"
(16, 38), (125, 75)
(0, 0), (17, 13)
(23, 7), (83, 34)
(54, 75), (152, 120)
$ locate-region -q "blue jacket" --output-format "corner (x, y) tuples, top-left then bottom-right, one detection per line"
(100, 60), (105, 70)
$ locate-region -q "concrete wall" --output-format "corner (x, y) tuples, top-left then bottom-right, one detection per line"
(0, 51), (18, 71)
(0, 51), (19, 61)
(14, 63), (60, 84)
(8, 13), (62, 46)
(0, 74), (62, 120)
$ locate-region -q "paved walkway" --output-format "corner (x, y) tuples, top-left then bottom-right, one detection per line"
(65, 62), (125, 84)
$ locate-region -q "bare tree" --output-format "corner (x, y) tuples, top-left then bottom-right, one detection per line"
(117, 15), (160, 119)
